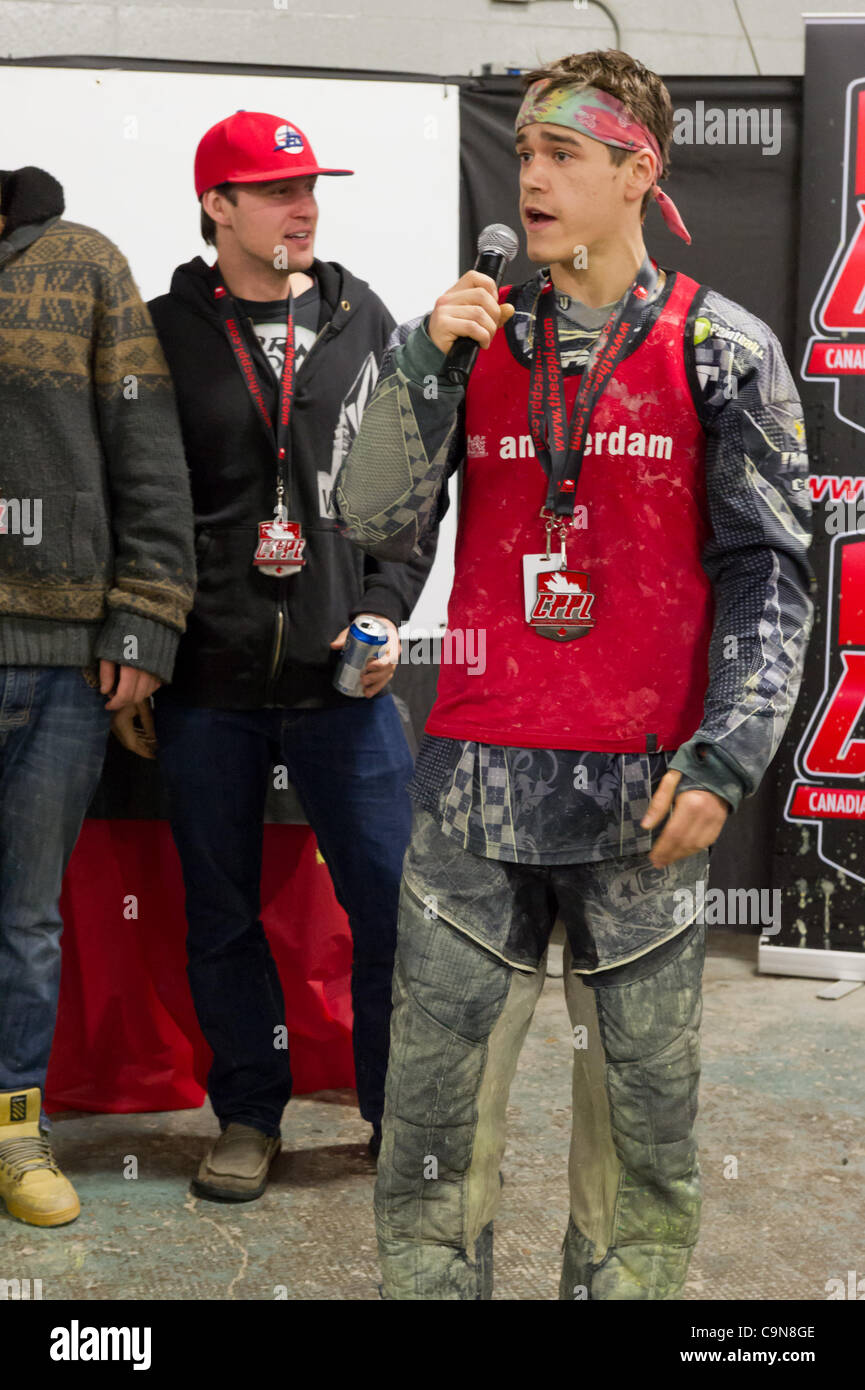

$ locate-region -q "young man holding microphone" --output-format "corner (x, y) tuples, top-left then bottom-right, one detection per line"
(335, 50), (813, 1298)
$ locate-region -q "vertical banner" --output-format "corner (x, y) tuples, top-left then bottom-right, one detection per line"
(764, 17), (865, 978)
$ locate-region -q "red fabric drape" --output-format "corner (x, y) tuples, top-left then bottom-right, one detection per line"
(45, 820), (356, 1114)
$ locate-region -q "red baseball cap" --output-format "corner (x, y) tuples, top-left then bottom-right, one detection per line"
(195, 111), (354, 197)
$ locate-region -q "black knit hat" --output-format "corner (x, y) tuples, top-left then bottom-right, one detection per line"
(0, 166), (65, 236)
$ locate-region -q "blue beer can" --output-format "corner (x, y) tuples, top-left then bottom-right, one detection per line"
(333, 617), (388, 697)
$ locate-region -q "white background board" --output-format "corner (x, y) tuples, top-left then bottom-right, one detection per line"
(0, 64), (460, 630)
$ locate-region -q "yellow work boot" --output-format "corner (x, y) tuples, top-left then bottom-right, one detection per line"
(0, 1088), (80, 1227)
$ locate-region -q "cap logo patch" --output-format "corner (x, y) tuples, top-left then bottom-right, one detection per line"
(273, 124), (305, 154)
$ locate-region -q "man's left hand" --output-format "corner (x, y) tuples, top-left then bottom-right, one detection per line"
(330, 615), (401, 698)
(641, 770), (730, 868)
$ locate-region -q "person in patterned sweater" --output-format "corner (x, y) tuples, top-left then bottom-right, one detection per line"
(335, 50), (815, 1299)
(0, 166), (195, 1228)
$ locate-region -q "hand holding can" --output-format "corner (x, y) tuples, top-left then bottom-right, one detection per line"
(332, 617), (391, 697)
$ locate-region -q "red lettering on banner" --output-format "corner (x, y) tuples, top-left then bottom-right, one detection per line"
(821, 200), (865, 332)
(808, 476), (865, 502)
(787, 76), (865, 868)
(804, 340), (865, 374)
(809, 476), (830, 501)
(839, 528), (865, 644)
(830, 476), (861, 501)
(801, 544), (865, 779)
(789, 784), (865, 819)
(803, 651), (865, 776)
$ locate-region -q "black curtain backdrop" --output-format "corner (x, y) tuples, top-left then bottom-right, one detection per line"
(459, 74), (803, 903)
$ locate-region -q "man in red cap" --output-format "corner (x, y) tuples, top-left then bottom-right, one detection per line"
(114, 111), (435, 1200)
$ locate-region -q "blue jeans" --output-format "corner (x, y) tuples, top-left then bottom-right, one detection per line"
(153, 692), (414, 1136)
(0, 666), (111, 1095)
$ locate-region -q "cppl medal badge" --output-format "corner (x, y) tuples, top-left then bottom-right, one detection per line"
(525, 256), (658, 642)
(522, 508), (595, 641)
(253, 490), (306, 577)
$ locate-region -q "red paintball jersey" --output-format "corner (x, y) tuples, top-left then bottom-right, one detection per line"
(426, 271), (714, 753)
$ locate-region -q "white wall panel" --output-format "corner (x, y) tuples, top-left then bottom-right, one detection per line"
(0, 64), (461, 627)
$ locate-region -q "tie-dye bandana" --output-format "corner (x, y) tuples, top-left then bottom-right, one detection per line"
(516, 80), (691, 244)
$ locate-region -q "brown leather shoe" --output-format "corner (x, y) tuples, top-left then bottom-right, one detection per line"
(191, 1123), (281, 1202)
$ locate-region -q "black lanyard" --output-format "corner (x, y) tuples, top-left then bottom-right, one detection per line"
(529, 256), (658, 517)
(213, 280), (296, 507)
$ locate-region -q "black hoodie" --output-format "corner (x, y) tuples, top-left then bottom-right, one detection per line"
(149, 256), (436, 708)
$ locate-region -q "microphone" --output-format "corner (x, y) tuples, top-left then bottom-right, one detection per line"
(444, 223), (519, 386)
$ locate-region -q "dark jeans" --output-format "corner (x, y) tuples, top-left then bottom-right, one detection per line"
(154, 692), (414, 1136)
(0, 666), (111, 1095)
(375, 805), (708, 1300)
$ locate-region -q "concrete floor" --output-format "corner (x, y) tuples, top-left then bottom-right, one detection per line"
(4, 931), (864, 1301)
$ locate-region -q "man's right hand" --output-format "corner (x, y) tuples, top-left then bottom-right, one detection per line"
(427, 270), (515, 356)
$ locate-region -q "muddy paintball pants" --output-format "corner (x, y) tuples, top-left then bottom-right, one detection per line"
(374, 806), (708, 1300)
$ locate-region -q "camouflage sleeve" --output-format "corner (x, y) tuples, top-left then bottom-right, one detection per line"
(333, 315), (465, 562)
(670, 288), (816, 807)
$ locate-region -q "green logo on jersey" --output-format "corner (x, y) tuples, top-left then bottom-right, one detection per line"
(694, 316), (712, 345)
